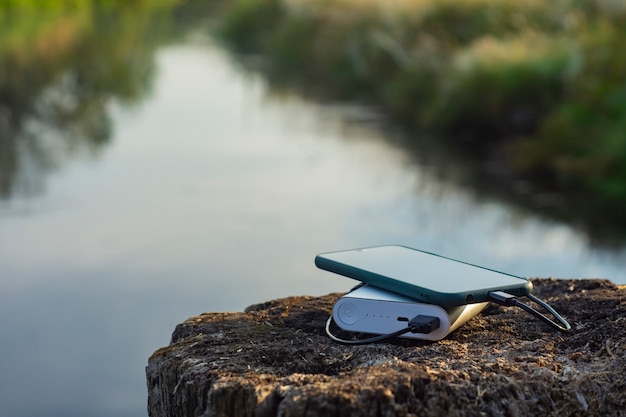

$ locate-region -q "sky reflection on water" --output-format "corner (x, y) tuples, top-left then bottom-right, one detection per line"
(1, 36), (625, 417)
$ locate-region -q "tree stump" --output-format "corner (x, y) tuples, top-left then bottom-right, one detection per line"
(147, 279), (626, 416)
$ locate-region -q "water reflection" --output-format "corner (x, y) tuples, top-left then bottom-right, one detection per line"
(0, 3), (173, 199)
(1, 5), (626, 417)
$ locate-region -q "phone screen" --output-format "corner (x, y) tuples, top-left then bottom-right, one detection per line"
(316, 245), (532, 304)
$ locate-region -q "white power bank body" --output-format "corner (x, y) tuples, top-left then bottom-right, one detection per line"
(333, 285), (487, 341)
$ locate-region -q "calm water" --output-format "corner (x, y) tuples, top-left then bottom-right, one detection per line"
(1, 14), (626, 417)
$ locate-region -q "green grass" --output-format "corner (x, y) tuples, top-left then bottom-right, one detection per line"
(216, 0), (626, 232)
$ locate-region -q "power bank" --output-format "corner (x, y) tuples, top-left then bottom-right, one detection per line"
(332, 285), (487, 341)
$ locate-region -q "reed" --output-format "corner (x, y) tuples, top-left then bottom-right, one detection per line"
(217, 0), (626, 228)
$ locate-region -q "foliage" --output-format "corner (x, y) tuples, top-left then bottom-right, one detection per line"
(0, 0), (177, 197)
(215, 0), (626, 227)
(513, 22), (626, 215)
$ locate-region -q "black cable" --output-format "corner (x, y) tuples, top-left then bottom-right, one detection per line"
(326, 291), (570, 345)
(325, 316), (411, 345)
(488, 291), (571, 332)
(325, 314), (440, 345)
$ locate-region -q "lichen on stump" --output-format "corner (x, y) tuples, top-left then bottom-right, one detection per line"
(147, 279), (626, 417)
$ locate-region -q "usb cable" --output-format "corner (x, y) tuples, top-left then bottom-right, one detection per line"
(488, 291), (571, 332)
(325, 291), (570, 345)
(325, 314), (440, 345)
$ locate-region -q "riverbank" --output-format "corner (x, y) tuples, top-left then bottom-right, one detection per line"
(212, 0), (626, 239)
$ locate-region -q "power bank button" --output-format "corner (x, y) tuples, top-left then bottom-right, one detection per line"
(337, 302), (359, 325)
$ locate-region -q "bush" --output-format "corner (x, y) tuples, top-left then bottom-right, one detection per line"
(216, 0), (626, 226)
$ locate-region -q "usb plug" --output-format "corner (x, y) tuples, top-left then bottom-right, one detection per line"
(488, 291), (518, 306)
(409, 315), (440, 334)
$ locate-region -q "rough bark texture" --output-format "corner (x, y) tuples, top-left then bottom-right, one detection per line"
(147, 279), (626, 417)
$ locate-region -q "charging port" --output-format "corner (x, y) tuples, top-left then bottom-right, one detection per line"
(397, 317), (409, 322)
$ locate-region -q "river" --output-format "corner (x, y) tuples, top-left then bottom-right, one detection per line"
(0, 12), (625, 417)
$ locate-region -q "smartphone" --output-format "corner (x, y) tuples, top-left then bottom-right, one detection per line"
(315, 245), (533, 306)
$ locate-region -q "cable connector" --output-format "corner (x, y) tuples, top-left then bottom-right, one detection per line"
(409, 315), (440, 334)
(488, 290), (518, 306)
(325, 312), (442, 344)
(488, 290), (571, 332)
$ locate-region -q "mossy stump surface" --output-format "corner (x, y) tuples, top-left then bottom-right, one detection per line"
(147, 279), (626, 416)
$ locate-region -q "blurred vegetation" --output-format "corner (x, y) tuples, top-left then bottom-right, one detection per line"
(0, 0), (176, 198)
(216, 0), (626, 233)
(2, 0), (625, 237)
